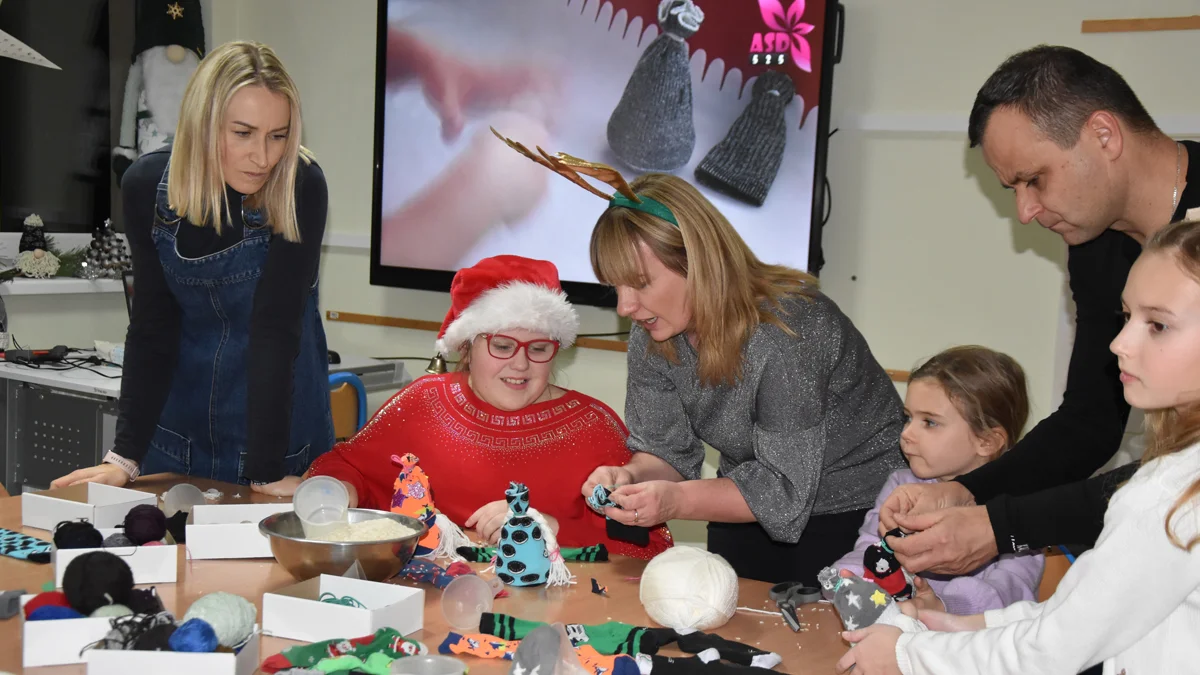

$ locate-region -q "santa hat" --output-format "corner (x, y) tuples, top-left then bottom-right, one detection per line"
(133, 0), (206, 61)
(435, 256), (578, 357)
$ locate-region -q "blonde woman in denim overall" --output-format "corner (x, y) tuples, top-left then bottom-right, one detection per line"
(52, 42), (333, 494)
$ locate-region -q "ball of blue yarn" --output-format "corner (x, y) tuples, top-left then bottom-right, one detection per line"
(28, 605), (84, 621)
(181, 592), (255, 648)
(169, 618), (220, 653)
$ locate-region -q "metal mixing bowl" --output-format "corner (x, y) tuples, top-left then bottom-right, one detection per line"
(259, 508), (427, 581)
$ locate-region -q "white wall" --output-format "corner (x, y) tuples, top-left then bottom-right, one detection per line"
(34, 0), (1188, 543)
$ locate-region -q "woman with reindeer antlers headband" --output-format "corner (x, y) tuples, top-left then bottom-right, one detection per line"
(493, 129), (907, 583)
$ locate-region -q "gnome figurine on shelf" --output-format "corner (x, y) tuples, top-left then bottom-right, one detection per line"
(81, 219), (133, 280)
(606, 0), (705, 173)
(495, 482), (574, 587)
(112, 0), (206, 182)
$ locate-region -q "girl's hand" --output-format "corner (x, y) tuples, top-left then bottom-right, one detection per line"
(465, 500), (511, 544)
(250, 475), (304, 497)
(836, 625), (903, 675)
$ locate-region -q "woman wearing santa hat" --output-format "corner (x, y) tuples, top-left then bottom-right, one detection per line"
(52, 41), (333, 492)
(289, 255), (672, 560)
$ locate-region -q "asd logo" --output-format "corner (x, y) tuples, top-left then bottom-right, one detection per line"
(748, 0), (816, 72)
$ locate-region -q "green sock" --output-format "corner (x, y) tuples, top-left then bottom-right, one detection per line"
(262, 628), (422, 673)
(456, 546), (497, 562)
(480, 613), (650, 655)
(562, 544), (609, 562)
(315, 652), (396, 675)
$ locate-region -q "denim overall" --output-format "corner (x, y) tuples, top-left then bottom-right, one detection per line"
(140, 161), (333, 484)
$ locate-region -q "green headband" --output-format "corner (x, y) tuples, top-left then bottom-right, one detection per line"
(608, 193), (679, 227)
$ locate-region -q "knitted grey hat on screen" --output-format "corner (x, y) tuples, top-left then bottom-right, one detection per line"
(606, 0), (705, 173)
(694, 70), (796, 206)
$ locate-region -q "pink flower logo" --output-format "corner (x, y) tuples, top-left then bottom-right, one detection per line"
(759, 0), (815, 73)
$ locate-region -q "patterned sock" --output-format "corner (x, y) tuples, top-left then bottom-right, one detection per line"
(642, 628), (781, 668)
(510, 624), (561, 675)
(260, 628), (423, 672)
(643, 654), (779, 675)
(457, 546), (497, 563)
(862, 528), (913, 600)
(458, 544), (609, 563)
(587, 485), (650, 547)
(0, 527), (51, 564)
(439, 632), (519, 660)
(481, 613), (652, 655)
(578, 646), (639, 675)
(312, 652), (396, 675)
(400, 559), (457, 589)
(831, 573), (925, 636)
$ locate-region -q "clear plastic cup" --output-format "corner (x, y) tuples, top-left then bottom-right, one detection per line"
(440, 574), (494, 630)
(162, 483), (207, 518)
(390, 655), (467, 675)
(292, 476), (349, 539)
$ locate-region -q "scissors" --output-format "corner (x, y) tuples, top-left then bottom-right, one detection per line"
(769, 581), (822, 632)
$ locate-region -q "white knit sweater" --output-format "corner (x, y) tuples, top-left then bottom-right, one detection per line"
(895, 441), (1200, 675)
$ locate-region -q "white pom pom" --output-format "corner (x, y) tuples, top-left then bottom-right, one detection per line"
(639, 547), (738, 631)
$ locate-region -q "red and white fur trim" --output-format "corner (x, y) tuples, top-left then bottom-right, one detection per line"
(436, 281), (578, 357)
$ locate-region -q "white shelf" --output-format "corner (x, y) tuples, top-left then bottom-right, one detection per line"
(0, 278), (123, 296)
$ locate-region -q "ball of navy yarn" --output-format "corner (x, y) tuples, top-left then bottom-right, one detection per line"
(28, 605), (84, 621)
(170, 618), (220, 653)
(132, 622), (177, 651)
(182, 592), (256, 648)
(127, 588), (165, 615)
(22, 590), (70, 619)
(62, 550), (134, 615)
(54, 520), (103, 549)
(90, 603), (132, 618)
(123, 504), (167, 545)
(103, 533), (134, 548)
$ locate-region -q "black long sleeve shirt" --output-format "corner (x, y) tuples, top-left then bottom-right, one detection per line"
(956, 140), (1200, 553)
(113, 149), (328, 482)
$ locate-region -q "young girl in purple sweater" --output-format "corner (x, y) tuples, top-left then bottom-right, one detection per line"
(830, 346), (1044, 615)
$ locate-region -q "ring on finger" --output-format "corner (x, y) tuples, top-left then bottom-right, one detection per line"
(633, 509), (640, 523)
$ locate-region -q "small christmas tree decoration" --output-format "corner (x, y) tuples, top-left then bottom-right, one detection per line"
(606, 0), (705, 173)
(82, 219), (132, 279)
(19, 214), (48, 253)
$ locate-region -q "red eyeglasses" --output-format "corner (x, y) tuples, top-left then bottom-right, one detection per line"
(482, 334), (560, 363)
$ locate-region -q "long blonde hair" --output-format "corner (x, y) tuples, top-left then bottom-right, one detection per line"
(167, 41), (313, 242)
(1140, 218), (1200, 551)
(589, 173), (816, 387)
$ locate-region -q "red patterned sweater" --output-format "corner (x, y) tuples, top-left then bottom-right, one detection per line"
(308, 372), (672, 559)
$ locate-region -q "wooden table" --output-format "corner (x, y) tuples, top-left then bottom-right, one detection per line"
(0, 475), (846, 673)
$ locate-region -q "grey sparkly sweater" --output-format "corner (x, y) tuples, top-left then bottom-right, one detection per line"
(624, 291), (906, 544)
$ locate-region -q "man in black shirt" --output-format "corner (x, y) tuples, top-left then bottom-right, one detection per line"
(878, 45), (1200, 575)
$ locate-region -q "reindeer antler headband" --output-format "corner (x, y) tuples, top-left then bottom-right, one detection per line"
(490, 127), (679, 227)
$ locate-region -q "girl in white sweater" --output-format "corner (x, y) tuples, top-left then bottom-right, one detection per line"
(836, 218), (1200, 675)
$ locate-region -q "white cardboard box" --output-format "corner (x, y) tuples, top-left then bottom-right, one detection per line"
(262, 574), (424, 643)
(186, 503), (294, 559)
(53, 528), (179, 586)
(85, 626), (261, 675)
(22, 483), (157, 531)
(21, 594), (112, 668)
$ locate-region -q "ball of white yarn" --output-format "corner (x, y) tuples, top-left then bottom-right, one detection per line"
(639, 546), (738, 631)
(182, 592), (256, 648)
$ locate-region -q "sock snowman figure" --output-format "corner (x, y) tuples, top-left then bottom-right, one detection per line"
(495, 482), (573, 587)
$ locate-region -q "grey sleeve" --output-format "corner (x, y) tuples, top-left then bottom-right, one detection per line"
(623, 329), (706, 480)
(725, 323), (837, 544)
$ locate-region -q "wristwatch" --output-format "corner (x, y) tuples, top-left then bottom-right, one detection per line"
(102, 450), (141, 481)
